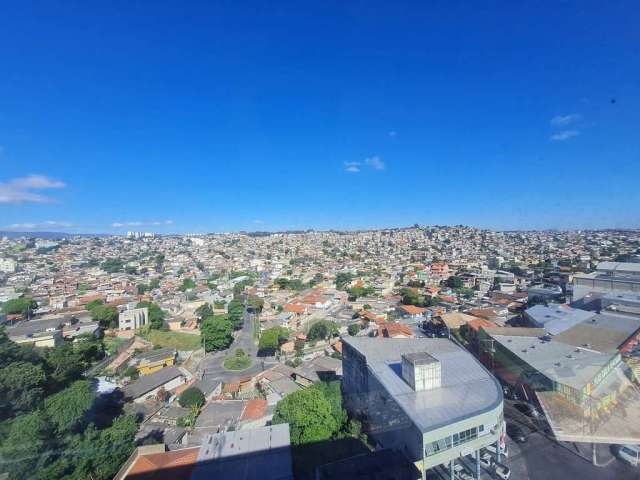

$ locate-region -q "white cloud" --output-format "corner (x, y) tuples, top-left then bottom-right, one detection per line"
(5, 221), (74, 230)
(0, 175), (66, 204)
(365, 156), (385, 170)
(388, 131), (397, 137)
(344, 162), (361, 173)
(551, 113), (582, 127)
(253, 219), (265, 224)
(550, 130), (580, 141)
(111, 220), (173, 228)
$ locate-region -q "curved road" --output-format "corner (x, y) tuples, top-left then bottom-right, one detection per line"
(200, 300), (277, 383)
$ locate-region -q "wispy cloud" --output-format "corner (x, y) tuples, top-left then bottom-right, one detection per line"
(344, 156), (385, 173)
(550, 113), (582, 127)
(0, 175), (66, 204)
(388, 131), (397, 137)
(550, 130), (580, 141)
(5, 220), (74, 231)
(365, 156), (385, 170)
(111, 220), (173, 228)
(344, 162), (361, 173)
(253, 219), (265, 224)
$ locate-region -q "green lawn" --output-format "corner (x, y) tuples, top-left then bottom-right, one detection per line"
(223, 353), (252, 371)
(141, 330), (202, 351)
(103, 336), (127, 355)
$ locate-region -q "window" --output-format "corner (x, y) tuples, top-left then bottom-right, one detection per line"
(453, 427), (478, 446)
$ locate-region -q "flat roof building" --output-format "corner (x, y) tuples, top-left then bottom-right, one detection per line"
(573, 261), (640, 302)
(342, 337), (504, 480)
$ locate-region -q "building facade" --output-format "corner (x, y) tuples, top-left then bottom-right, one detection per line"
(118, 306), (149, 330)
(342, 337), (504, 480)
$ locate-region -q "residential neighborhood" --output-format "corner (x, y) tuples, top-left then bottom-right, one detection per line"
(1, 227), (640, 479)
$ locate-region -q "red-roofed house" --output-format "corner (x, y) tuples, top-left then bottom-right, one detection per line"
(115, 444), (199, 480)
(378, 322), (415, 339)
(396, 304), (427, 319)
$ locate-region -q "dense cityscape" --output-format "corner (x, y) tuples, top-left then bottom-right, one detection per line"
(1, 226), (640, 479)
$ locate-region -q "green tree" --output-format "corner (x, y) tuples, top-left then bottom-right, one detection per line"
(347, 323), (361, 336)
(307, 320), (339, 341)
(89, 304), (119, 328)
(70, 414), (138, 480)
(85, 299), (104, 311)
(42, 343), (85, 391)
(43, 380), (94, 435)
(178, 387), (205, 408)
(136, 284), (148, 295)
(195, 303), (214, 323)
(149, 278), (160, 289)
(0, 411), (52, 479)
(335, 272), (353, 290)
(272, 387), (338, 445)
(2, 297), (38, 316)
(445, 276), (463, 289)
(258, 326), (289, 352)
(227, 299), (245, 330)
(136, 301), (166, 330)
(0, 361), (47, 417)
(311, 381), (347, 432)
(201, 315), (233, 352)
(179, 278), (196, 292)
(100, 258), (124, 273)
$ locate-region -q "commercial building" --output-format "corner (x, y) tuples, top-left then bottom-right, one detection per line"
(572, 261), (640, 302)
(342, 337), (504, 480)
(478, 326), (640, 444)
(119, 306), (149, 331)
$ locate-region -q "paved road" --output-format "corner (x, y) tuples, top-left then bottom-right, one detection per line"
(200, 301), (277, 383)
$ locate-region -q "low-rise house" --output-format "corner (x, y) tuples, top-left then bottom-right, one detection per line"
(123, 366), (187, 403)
(378, 322), (415, 339)
(135, 347), (177, 376)
(396, 304), (427, 320)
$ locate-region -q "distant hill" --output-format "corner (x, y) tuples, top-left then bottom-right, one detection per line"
(0, 231), (112, 239)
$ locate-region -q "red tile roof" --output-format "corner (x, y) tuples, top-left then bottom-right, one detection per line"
(125, 446), (199, 480)
(240, 399), (268, 421)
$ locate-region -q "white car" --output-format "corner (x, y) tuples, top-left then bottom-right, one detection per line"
(493, 462), (511, 480)
(453, 463), (474, 480)
(617, 445), (640, 467)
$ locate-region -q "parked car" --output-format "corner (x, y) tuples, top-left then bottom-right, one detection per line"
(493, 462), (511, 480)
(506, 423), (528, 443)
(474, 451), (494, 469)
(616, 444), (640, 467)
(513, 402), (542, 419)
(453, 462), (474, 480)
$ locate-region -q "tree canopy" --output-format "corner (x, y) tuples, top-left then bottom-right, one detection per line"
(258, 326), (289, 353)
(178, 387), (205, 408)
(227, 299), (245, 330)
(89, 304), (119, 329)
(2, 297), (37, 316)
(307, 320), (339, 341)
(200, 315), (233, 352)
(272, 386), (338, 445)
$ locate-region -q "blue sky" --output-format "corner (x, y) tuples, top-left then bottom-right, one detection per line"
(1, 1), (639, 233)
